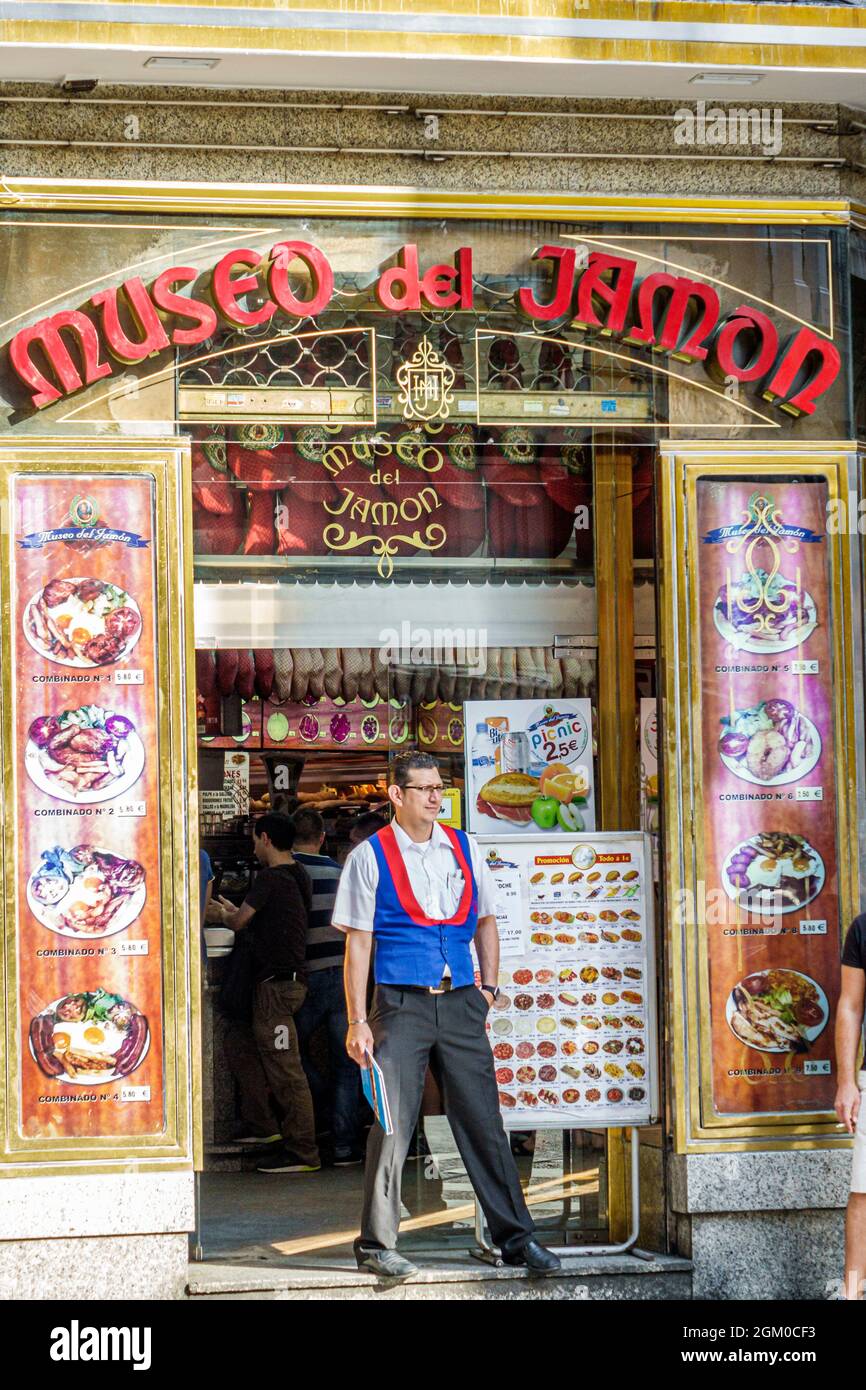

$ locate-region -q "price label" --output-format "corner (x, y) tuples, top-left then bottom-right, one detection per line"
(795, 787), (823, 802)
(115, 669), (144, 685)
(118, 940), (149, 956)
(791, 660), (819, 675)
(803, 1060), (831, 1076)
(799, 919), (827, 935)
(118, 1085), (151, 1102)
(116, 800), (146, 817)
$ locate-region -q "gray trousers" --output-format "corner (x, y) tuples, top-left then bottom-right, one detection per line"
(356, 984), (535, 1259)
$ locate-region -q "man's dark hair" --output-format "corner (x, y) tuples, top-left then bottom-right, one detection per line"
(253, 812), (295, 851)
(390, 750), (440, 790)
(352, 810), (389, 841)
(292, 807), (324, 843)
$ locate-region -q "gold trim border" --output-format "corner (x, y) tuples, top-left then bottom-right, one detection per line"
(0, 439), (198, 1177)
(18, 0), (866, 25)
(659, 440), (860, 1153)
(0, 179), (851, 227)
(2, 10), (866, 73)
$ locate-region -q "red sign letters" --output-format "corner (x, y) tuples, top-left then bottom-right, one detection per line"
(4, 241), (841, 419)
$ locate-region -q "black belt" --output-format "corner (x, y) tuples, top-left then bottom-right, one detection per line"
(261, 970), (303, 983)
(392, 978), (456, 995)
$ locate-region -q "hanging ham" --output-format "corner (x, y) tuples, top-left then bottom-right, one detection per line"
(356, 648), (376, 703)
(195, 649), (216, 698)
(323, 648), (343, 700)
(216, 649), (239, 697)
(191, 426), (234, 513)
(236, 650), (256, 701)
(273, 649), (293, 702)
(341, 648), (364, 703)
(291, 649), (312, 703)
(254, 649), (276, 700)
(227, 424), (293, 556)
(306, 649), (326, 700)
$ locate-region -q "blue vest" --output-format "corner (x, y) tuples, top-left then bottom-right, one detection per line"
(369, 825), (478, 987)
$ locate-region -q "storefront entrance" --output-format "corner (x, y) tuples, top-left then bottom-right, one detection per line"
(0, 193), (854, 1292)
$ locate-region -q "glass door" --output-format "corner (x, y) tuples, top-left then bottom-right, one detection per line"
(384, 644), (617, 1254)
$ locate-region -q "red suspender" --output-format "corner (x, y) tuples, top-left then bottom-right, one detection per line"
(376, 823), (474, 926)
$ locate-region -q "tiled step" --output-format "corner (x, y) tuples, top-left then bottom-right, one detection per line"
(187, 1251), (692, 1300)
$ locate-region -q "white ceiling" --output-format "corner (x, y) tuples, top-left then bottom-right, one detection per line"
(1, 42), (866, 107)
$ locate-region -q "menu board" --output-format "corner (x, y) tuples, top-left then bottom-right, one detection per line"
(694, 478), (841, 1118)
(478, 833), (657, 1128)
(11, 474), (164, 1140)
(466, 698), (596, 835)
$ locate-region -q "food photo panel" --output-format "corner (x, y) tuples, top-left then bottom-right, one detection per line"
(11, 473), (165, 1140)
(694, 476), (841, 1117)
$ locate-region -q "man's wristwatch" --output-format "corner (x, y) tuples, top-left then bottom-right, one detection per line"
(481, 984), (500, 1001)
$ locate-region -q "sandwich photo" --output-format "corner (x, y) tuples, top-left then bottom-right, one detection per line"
(476, 760), (590, 832)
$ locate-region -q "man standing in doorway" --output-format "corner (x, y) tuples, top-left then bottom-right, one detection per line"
(217, 813), (320, 1174)
(292, 807), (364, 1165)
(333, 751), (561, 1280)
(835, 911), (866, 1299)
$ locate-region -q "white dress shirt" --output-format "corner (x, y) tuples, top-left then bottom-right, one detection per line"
(332, 822), (499, 950)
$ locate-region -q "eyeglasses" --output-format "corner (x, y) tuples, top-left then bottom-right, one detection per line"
(402, 784), (445, 796)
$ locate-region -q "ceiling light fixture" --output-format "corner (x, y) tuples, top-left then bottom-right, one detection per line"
(144, 56), (222, 70)
(689, 72), (764, 86)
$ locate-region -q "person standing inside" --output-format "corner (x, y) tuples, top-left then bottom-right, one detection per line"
(333, 750), (561, 1280)
(199, 846), (215, 958)
(836, 911), (866, 1299)
(349, 810), (388, 850)
(217, 813), (321, 1174)
(292, 807), (364, 1165)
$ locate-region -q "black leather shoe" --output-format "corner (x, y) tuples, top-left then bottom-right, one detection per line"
(503, 1238), (563, 1275)
(356, 1249), (419, 1280)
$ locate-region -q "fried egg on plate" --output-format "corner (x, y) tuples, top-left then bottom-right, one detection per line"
(46, 598), (106, 648)
(62, 868), (109, 913)
(51, 1018), (126, 1058)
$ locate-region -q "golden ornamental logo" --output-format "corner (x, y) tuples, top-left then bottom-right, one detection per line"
(396, 335), (455, 423)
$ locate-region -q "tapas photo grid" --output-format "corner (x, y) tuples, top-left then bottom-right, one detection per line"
(479, 834), (657, 1127)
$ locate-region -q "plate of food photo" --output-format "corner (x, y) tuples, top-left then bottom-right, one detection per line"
(23, 577), (142, 668)
(29, 988), (150, 1084)
(25, 706), (144, 804)
(718, 698), (821, 787)
(726, 969), (828, 1054)
(27, 844), (146, 939)
(713, 569), (817, 654)
(721, 832), (824, 915)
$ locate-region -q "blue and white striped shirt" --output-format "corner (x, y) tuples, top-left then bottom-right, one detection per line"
(294, 851), (344, 972)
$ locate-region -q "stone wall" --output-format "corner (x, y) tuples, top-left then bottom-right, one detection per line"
(0, 83), (864, 204)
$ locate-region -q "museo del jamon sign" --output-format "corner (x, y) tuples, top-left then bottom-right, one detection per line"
(4, 241), (840, 418)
